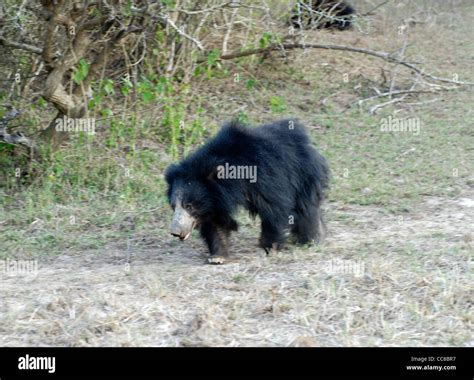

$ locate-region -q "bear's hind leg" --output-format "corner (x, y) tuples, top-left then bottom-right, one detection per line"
(259, 217), (287, 253)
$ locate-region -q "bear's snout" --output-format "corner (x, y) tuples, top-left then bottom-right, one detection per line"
(170, 202), (196, 241)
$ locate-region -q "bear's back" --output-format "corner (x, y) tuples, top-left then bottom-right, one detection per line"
(254, 119), (311, 147)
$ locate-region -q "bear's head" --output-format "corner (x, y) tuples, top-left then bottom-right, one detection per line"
(164, 163), (216, 240)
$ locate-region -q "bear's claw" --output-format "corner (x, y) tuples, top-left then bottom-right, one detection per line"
(207, 256), (226, 265)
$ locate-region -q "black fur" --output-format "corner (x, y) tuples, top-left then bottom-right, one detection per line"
(165, 119), (330, 257)
(290, 0), (355, 30)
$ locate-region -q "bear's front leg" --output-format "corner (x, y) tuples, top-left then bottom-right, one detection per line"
(259, 218), (286, 254)
(199, 223), (231, 264)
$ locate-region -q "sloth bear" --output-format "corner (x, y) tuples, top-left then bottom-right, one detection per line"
(290, 0), (355, 30)
(165, 119), (329, 264)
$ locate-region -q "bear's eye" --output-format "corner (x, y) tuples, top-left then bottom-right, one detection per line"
(183, 203), (194, 212)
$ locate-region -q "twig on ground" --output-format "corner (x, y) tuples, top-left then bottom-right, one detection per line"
(369, 96), (407, 114)
(206, 42), (474, 86)
(362, 0), (391, 16)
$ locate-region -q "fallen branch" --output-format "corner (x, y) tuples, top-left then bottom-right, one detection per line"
(362, 0), (391, 16)
(0, 36), (42, 54)
(0, 129), (34, 148)
(357, 89), (444, 105)
(171, 1), (231, 15)
(204, 42), (474, 86)
(0, 109), (35, 150)
(369, 96), (407, 114)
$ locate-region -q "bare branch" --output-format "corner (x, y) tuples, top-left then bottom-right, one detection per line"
(171, 2), (232, 15)
(357, 89), (448, 104)
(362, 0), (391, 16)
(161, 14), (204, 51)
(369, 96), (407, 114)
(75, 26), (143, 97)
(222, 6), (239, 54)
(208, 42), (474, 86)
(0, 36), (42, 54)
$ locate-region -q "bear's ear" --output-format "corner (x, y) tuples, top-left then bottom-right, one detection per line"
(206, 165), (220, 183)
(164, 164), (180, 185)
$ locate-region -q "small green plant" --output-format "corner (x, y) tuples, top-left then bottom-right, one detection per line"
(246, 78), (256, 90)
(270, 96), (287, 113)
(236, 111), (250, 125)
(73, 59), (89, 84)
(259, 32), (277, 48)
(206, 48), (222, 79)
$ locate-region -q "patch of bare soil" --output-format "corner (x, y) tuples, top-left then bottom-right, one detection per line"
(1, 190), (472, 346)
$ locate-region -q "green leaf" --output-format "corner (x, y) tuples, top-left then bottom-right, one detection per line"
(142, 90), (154, 102)
(101, 108), (113, 117)
(246, 79), (256, 90)
(121, 76), (133, 96)
(207, 49), (221, 66)
(259, 32), (273, 48)
(73, 59), (90, 84)
(270, 96), (287, 113)
(37, 97), (48, 108)
(103, 79), (115, 96)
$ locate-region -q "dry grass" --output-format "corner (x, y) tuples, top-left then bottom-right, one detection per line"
(1, 1), (473, 347)
(1, 191), (472, 346)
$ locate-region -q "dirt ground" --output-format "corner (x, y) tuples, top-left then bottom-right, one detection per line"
(1, 188), (472, 346)
(1, 1), (473, 347)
